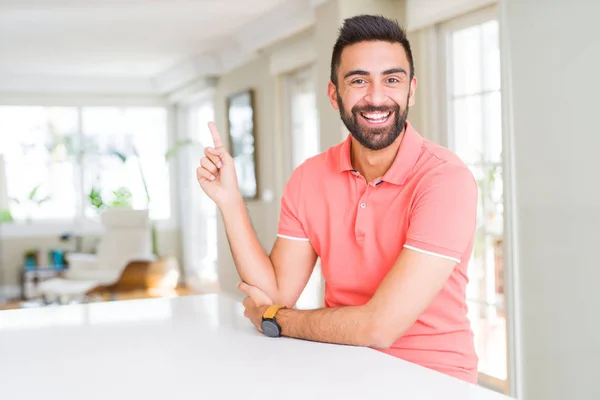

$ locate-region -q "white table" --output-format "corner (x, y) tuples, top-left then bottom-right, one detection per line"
(0, 294), (514, 399)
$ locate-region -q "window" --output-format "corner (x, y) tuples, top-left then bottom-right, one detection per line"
(81, 107), (170, 220)
(0, 105), (170, 227)
(288, 67), (320, 169)
(185, 101), (218, 286)
(440, 8), (508, 392)
(0, 107), (79, 221)
(173, 92), (219, 292)
(282, 65), (321, 309)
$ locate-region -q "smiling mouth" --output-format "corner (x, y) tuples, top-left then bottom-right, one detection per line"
(359, 111), (392, 124)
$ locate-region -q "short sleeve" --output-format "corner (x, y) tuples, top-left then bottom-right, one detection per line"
(404, 165), (478, 263)
(277, 165), (309, 241)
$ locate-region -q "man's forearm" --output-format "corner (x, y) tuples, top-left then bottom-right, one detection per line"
(273, 305), (387, 348)
(220, 197), (278, 299)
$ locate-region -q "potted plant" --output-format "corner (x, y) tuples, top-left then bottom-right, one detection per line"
(0, 209), (12, 223)
(9, 184), (51, 223)
(85, 137), (201, 259)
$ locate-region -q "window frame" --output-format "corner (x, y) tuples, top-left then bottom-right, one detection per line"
(0, 97), (176, 238)
(280, 64), (317, 179)
(436, 4), (517, 395)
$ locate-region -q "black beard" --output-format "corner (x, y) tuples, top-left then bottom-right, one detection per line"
(337, 91), (410, 151)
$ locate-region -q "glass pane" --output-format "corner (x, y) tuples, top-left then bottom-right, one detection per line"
(449, 17), (506, 386)
(452, 25), (482, 96)
(287, 66), (323, 309)
(290, 68), (320, 168)
(227, 92), (257, 199)
(468, 301), (507, 380)
(452, 95), (482, 164)
(291, 91), (320, 167)
(465, 164), (485, 302)
(467, 165), (504, 298)
(482, 20), (501, 91)
(190, 103), (218, 284)
(81, 107), (170, 220)
(484, 163), (504, 236)
(0, 106), (78, 221)
(483, 91), (503, 163)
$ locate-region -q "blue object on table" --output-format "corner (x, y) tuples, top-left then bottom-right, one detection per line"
(49, 249), (64, 269)
(25, 256), (36, 269)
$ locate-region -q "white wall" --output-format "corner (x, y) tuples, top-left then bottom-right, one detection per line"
(213, 44), (283, 296)
(406, 0), (496, 31)
(502, 0), (600, 399)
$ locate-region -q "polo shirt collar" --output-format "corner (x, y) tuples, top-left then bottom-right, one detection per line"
(337, 136), (354, 173)
(337, 121), (423, 185)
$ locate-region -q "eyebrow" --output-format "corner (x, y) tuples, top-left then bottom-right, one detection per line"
(344, 67), (408, 79)
(382, 67), (408, 76)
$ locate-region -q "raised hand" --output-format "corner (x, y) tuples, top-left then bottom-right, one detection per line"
(196, 121), (241, 208)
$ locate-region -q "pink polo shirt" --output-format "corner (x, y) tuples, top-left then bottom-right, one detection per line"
(277, 121), (479, 383)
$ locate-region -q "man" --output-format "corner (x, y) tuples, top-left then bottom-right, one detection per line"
(196, 14), (479, 383)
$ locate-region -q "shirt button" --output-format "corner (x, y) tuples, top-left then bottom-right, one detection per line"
(360, 203), (366, 208)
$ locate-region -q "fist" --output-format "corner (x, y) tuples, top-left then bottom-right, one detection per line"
(196, 122), (242, 207)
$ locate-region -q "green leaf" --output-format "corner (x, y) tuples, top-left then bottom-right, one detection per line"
(165, 139), (197, 161)
(109, 186), (133, 208)
(112, 151), (127, 163)
(29, 184), (40, 201)
(91, 197), (102, 207)
(88, 186), (105, 210)
(488, 168), (496, 183)
(9, 197), (20, 205)
(0, 209), (13, 223)
(37, 196), (51, 205)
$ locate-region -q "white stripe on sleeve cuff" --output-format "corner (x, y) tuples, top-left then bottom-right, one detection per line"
(277, 234), (310, 241)
(403, 244), (461, 263)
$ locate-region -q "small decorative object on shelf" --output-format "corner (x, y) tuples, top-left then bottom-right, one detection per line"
(48, 249), (65, 269)
(23, 248), (66, 272)
(24, 249), (39, 270)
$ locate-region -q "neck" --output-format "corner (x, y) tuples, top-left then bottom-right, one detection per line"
(350, 129), (405, 183)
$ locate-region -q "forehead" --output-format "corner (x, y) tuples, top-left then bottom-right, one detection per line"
(338, 41), (409, 75)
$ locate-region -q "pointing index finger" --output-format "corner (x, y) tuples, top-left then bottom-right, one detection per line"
(208, 121), (223, 148)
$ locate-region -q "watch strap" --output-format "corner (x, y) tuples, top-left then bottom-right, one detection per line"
(263, 305), (286, 319)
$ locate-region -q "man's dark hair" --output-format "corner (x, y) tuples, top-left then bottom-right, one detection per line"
(330, 14), (414, 86)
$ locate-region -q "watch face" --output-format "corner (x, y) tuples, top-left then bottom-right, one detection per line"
(261, 320), (280, 337)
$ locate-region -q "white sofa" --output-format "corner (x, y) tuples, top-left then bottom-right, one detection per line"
(39, 208), (155, 303)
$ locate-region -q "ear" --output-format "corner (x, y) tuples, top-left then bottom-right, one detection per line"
(408, 76), (417, 108)
(328, 81), (340, 111)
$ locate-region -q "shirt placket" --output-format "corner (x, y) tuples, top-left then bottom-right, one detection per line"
(351, 170), (382, 242)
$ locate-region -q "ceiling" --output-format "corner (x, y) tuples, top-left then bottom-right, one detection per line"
(0, 0), (319, 95)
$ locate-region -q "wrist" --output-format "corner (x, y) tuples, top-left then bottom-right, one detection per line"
(217, 191), (244, 214)
(259, 305), (270, 316)
(260, 304), (287, 337)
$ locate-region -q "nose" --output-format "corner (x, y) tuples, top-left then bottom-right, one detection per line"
(364, 80), (388, 106)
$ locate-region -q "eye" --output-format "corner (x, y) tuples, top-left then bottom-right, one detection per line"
(387, 77), (400, 83)
(352, 78), (366, 85)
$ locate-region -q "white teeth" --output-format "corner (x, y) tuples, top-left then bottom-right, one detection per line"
(361, 111), (391, 121)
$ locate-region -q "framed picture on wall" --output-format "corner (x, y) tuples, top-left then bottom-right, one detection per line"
(226, 89), (258, 200)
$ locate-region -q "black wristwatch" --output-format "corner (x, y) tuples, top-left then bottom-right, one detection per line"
(261, 305), (286, 337)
